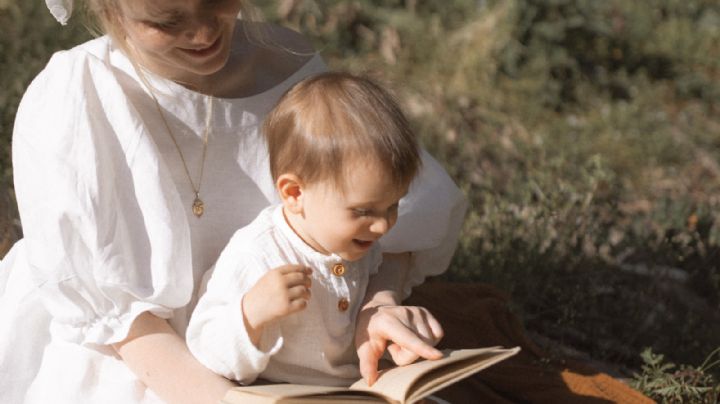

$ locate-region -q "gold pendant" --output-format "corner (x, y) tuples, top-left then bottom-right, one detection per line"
(192, 196), (205, 217)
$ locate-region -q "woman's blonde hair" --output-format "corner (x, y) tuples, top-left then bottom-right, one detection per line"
(263, 72), (422, 192)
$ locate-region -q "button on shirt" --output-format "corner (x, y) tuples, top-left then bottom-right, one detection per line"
(332, 263), (346, 277)
(337, 298), (350, 312)
(187, 205), (382, 386)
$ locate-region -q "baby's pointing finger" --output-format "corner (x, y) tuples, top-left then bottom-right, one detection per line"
(386, 325), (443, 361)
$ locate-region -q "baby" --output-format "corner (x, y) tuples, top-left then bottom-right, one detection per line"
(187, 72), (424, 386)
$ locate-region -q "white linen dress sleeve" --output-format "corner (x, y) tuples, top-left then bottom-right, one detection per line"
(11, 48), (193, 345)
(378, 149), (468, 299)
(186, 246), (282, 384)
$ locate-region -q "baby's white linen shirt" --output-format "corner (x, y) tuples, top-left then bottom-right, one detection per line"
(187, 205), (382, 386)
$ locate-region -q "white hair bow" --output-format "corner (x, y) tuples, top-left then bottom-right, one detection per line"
(45, 0), (74, 25)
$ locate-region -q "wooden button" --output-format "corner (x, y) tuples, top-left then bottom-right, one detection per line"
(331, 263), (345, 277)
(337, 298), (349, 312)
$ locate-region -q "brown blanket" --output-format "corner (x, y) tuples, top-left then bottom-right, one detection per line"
(405, 281), (655, 403)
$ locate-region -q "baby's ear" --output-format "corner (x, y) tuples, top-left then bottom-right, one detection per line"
(277, 173), (304, 214)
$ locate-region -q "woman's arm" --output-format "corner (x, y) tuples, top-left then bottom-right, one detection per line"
(113, 312), (235, 404)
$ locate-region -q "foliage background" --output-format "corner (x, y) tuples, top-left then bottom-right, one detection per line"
(1, 0), (719, 399)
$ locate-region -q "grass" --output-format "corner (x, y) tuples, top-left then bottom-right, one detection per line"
(632, 347), (720, 403)
(2, 1), (719, 401)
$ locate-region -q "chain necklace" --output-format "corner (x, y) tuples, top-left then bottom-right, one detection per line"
(150, 92), (213, 218)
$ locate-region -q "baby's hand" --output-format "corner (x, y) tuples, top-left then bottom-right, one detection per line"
(242, 265), (312, 333)
(355, 304), (443, 386)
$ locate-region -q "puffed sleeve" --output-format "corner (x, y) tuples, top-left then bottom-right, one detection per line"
(12, 47), (193, 345)
(378, 150), (468, 299)
(186, 239), (282, 384)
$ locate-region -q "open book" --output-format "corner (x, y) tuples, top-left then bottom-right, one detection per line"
(220, 346), (520, 404)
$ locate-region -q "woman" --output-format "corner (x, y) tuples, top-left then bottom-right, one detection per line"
(0, 0), (464, 402)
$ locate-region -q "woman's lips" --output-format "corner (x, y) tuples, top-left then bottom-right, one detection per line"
(180, 37), (221, 58)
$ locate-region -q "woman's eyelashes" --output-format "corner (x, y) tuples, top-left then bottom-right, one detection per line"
(206, 0), (235, 6)
(146, 19), (182, 31)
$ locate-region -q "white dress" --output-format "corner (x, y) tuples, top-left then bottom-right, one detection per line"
(187, 205), (382, 387)
(0, 33), (467, 403)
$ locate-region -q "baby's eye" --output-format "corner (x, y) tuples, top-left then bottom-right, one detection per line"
(352, 209), (371, 217)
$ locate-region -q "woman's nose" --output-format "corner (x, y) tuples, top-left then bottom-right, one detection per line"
(185, 15), (219, 45)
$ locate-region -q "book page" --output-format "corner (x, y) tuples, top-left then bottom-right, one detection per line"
(349, 346), (520, 403)
(222, 383), (391, 404)
(404, 347), (520, 402)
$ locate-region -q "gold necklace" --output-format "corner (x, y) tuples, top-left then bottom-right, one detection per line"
(150, 92), (213, 218)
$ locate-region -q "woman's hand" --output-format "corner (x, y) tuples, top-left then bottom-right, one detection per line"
(354, 303), (444, 386)
(242, 265), (312, 345)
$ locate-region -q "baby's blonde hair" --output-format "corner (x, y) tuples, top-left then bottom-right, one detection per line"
(264, 72), (422, 192)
